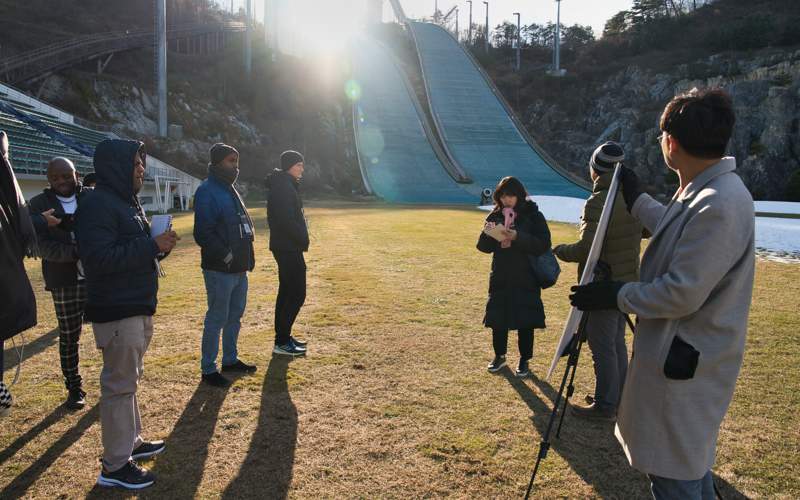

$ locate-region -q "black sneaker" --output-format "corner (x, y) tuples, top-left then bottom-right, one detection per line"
(515, 360), (531, 378)
(487, 355), (506, 373)
(273, 342), (306, 357)
(290, 336), (307, 349)
(131, 440), (166, 460)
(221, 359), (257, 374)
(65, 388), (86, 410)
(201, 371), (231, 388)
(97, 460), (155, 489)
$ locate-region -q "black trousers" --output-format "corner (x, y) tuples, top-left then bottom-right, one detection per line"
(492, 328), (534, 360)
(1, 340), (4, 382)
(272, 251), (306, 346)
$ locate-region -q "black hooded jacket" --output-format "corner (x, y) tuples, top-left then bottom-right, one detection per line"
(1, 132), (37, 340)
(76, 139), (161, 323)
(29, 184), (90, 290)
(266, 169), (309, 252)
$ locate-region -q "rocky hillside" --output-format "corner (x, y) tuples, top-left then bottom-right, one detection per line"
(32, 48), (363, 199)
(517, 48), (800, 201)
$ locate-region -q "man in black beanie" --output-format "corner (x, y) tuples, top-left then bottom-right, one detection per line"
(266, 150), (308, 356)
(193, 143), (257, 387)
(553, 141), (642, 420)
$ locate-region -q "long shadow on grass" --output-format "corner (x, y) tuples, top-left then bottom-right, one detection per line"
(712, 473), (749, 500)
(222, 355), (296, 499)
(2, 328), (59, 371)
(140, 382), (231, 498)
(503, 370), (650, 498)
(0, 405), (72, 467)
(0, 405), (99, 499)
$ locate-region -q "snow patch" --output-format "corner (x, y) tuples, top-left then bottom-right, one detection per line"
(479, 196), (800, 261)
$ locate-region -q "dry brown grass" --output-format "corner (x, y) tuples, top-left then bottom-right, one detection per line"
(2, 203), (799, 499)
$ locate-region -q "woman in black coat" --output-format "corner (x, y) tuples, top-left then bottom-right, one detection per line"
(477, 176), (551, 377)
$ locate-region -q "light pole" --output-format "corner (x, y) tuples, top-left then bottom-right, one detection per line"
(554, 0), (562, 74)
(156, 0), (167, 137)
(483, 1), (489, 54)
(513, 12), (520, 71)
(455, 7), (459, 41)
(245, 0), (252, 77)
(467, 0), (473, 45)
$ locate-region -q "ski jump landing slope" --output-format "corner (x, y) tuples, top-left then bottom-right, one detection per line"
(408, 21), (588, 199)
(351, 40), (475, 203)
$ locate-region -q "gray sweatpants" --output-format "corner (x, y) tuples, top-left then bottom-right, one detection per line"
(92, 315), (153, 472)
(585, 309), (628, 411)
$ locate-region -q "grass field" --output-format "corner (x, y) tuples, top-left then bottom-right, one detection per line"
(2, 203), (799, 499)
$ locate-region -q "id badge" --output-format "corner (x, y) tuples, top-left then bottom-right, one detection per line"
(240, 214), (253, 238)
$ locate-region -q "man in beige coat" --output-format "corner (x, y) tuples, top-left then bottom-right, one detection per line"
(570, 88), (755, 500)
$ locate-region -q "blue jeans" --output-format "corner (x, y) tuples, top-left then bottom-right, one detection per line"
(201, 270), (248, 374)
(649, 471), (714, 500)
(585, 309), (628, 411)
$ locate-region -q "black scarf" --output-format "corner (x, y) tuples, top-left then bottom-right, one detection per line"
(209, 163), (239, 186)
(208, 163), (254, 240)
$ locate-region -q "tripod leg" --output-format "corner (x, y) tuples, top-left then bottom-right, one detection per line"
(556, 337), (585, 438)
(524, 332), (579, 499)
(556, 314), (590, 439)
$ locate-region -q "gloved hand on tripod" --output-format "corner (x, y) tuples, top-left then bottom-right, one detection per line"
(619, 166), (643, 213)
(570, 280), (625, 311)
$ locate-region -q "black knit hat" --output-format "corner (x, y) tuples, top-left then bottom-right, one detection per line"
(209, 143), (239, 166)
(589, 141), (625, 174)
(280, 150), (304, 171)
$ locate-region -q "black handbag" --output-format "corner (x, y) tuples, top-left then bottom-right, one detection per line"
(529, 249), (561, 289)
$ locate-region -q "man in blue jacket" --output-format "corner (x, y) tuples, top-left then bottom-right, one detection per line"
(193, 143), (256, 388)
(76, 139), (177, 490)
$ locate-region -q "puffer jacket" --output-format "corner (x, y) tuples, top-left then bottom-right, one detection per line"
(0, 134), (37, 340)
(266, 169), (308, 252)
(477, 199), (551, 330)
(76, 139), (162, 323)
(554, 172), (643, 282)
(193, 174), (255, 273)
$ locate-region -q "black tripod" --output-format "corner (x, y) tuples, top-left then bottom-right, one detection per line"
(523, 302), (591, 500)
(522, 248), (634, 497)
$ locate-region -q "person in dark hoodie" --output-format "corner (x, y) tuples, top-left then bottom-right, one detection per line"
(266, 150), (309, 357)
(29, 157), (92, 410)
(193, 143), (256, 388)
(76, 139), (178, 490)
(477, 176), (552, 377)
(0, 131), (40, 416)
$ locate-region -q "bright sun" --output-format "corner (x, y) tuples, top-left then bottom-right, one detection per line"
(278, 0), (368, 56)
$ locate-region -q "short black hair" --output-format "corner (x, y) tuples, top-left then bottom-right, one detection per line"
(492, 176), (528, 212)
(660, 88), (736, 159)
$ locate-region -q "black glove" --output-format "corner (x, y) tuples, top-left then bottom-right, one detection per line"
(619, 166), (643, 213)
(569, 281), (624, 311)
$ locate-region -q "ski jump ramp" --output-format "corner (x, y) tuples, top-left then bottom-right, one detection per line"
(352, 4), (589, 204)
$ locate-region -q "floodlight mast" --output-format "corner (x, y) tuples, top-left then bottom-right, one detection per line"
(554, 0), (562, 73)
(513, 12), (521, 71)
(483, 1), (489, 53)
(467, 0), (473, 44)
(156, 0), (167, 137)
